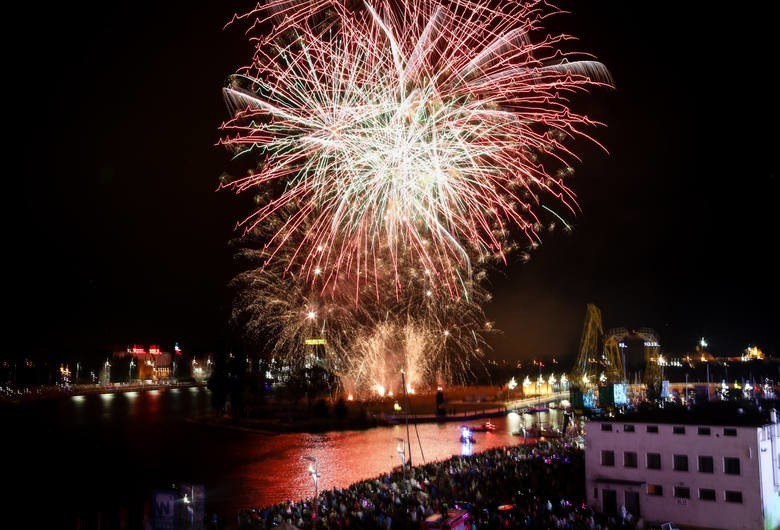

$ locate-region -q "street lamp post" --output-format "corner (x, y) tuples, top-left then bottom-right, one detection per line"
(129, 359), (135, 384)
(400, 370), (412, 469)
(395, 437), (406, 484)
(507, 377), (518, 408)
(304, 456), (320, 526)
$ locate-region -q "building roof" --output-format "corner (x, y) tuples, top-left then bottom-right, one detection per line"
(595, 400), (778, 427)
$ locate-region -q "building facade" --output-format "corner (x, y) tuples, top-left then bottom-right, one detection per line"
(113, 344), (176, 381)
(585, 406), (780, 530)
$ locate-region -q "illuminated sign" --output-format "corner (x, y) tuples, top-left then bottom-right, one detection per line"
(613, 383), (628, 405)
(128, 344), (164, 355)
(583, 389), (596, 409)
(305, 338), (326, 345)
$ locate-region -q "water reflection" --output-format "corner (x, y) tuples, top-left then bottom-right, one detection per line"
(5, 388), (562, 528)
(239, 412), (561, 510)
(506, 411), (522, 433)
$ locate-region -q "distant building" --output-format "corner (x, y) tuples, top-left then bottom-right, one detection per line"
(584, 403), (780, 530)
(113, 344), (178, 381)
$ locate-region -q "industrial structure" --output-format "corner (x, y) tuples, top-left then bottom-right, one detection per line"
(572, 304), (625, 385)
(572, 304), (664, 398)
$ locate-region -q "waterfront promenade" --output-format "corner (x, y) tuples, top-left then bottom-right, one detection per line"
(192, 390), (572, 435)
(376, 390), (571, 426)
(0, 379), (206, 403)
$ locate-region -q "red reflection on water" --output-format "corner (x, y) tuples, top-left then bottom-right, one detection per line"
(233, 411), (560, 510)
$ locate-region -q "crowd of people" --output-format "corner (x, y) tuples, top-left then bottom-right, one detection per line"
(237, 440), (639, 530)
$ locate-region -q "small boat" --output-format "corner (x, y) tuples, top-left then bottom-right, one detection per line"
(470, 421), (497, 432)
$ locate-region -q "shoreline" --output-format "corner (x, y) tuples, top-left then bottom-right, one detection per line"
(236, 437), (582, 530)
(188, 406), (550, 436)
(0, 380), (207, 404)
(189, 391), (569, 435)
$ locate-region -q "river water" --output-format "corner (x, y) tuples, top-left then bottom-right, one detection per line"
(4, 387), (561, 529)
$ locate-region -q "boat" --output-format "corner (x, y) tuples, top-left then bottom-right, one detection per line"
(459, 425), (475, 444)
(470, 420), (497, 432)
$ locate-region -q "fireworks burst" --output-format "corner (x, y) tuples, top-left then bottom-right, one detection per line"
(231, 221), (493, 395)
(344, 282), (493, 397)
(230, 231), (363, 366)
(220, 0), (611, 301)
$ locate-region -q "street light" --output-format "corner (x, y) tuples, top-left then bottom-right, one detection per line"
(304, 456), (320, 526)
(505, 377), (517, 408)
(395, 437), (406, 483)
(129, 359), (135, 384)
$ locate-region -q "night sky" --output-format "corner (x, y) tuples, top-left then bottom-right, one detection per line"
(6, 1), (777, 364)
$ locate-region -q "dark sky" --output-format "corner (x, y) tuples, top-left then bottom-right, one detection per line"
(6, 1), (778, 363)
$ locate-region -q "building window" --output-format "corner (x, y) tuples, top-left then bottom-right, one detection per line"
(699, 489), (716, 501)
(673, 454), (689, 471)
(624, 424), (635, 432)
(698, 455), (714, 473)
(725, 490), (743, 503)
(646, 425), (658, 433)
(724, 457), (740, 475)
(698, 426), (711, 435)
(673, 486), (690, 499)
(673, 426), (685, 434)
(723, 428), (737, 437)
(601, 423), (613, 432)
(647, 453), (662, 470)
(647, 484), (663, 496)
(601, 450), (615, 466)
(624, 451), (638, 468)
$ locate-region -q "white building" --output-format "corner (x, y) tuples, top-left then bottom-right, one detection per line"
(584, 404), (780, 530)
